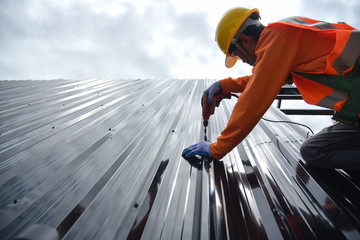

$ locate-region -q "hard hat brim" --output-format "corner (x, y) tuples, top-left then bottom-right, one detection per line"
(225, 55), (237, 68)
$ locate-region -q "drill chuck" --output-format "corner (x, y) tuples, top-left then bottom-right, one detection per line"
(203, 119), (208, 128)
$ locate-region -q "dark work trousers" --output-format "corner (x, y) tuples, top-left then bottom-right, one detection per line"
(300, 121), (360, 171)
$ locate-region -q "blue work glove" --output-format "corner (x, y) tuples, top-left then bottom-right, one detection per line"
(201, 81), (223, 108)
(182, 141), (213, 159)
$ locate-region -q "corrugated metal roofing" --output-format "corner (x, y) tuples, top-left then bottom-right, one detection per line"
(0, 79), (359, 239)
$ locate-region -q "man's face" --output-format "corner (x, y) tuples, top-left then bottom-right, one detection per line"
(230, 48), (251, 65)
(229, 35), (257, 66)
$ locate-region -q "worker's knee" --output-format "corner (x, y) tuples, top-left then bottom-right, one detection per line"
(300, 139), (313, 161)
(300, 140), (323, 168)
(300, 139), (360, 170)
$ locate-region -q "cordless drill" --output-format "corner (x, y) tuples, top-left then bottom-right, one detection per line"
(202, 93), (231, 140)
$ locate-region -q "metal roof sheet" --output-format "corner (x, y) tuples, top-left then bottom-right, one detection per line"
(0, 79), (359, 239)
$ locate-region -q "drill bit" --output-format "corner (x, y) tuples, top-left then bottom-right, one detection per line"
(203, 119), (208, 141)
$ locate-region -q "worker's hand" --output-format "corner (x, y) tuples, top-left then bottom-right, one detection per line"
(202, 81), (231, 121)
(201, 81), (223, 108)
(182, 141), (213, 159)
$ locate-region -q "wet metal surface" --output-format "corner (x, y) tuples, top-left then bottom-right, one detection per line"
(0, 79), (360, 239)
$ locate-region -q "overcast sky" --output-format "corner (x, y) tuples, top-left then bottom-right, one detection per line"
(1, 0), (359, 132)
(1, 0), (359, 80)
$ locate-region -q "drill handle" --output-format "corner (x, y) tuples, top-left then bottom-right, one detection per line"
(202, 93), (231, 121)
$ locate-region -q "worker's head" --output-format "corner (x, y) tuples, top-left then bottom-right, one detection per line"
(215, 7), (264, 68)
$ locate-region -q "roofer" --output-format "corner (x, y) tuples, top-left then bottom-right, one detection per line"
(182, 7), (360, 170)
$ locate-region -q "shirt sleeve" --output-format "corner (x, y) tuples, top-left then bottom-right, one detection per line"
(220, 75), (251, 93)
(211, 26), (298, 160)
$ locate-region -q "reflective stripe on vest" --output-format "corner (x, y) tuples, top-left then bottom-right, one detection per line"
(280, 17), (339, 30)
(276, 17), (360, 124)
(317, 89), (348, 109)
(278, 17), (360, 76)
(294, 62), (360, 124)
(334, 31), (360, 74)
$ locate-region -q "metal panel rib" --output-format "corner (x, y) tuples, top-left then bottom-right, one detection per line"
(0, 79), (359, 239)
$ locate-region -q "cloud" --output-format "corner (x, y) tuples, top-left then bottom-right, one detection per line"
(299, 0), (360, 28)
(0, 1), (161, 79)
(2, 0), (359, 81)
(0, 0), (222, 80)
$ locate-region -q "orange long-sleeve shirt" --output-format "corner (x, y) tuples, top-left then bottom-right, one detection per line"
(210, 21), (339, 160)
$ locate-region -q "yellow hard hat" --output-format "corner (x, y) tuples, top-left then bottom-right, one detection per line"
(215, 7), (259, 68)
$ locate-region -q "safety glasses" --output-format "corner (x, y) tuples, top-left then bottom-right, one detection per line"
(228, 40), (255, 66)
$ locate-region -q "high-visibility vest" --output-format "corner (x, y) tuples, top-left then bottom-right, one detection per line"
(273, 17), (360, 124)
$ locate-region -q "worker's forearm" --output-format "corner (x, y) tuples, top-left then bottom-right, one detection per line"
(220, 75), (251, 93)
